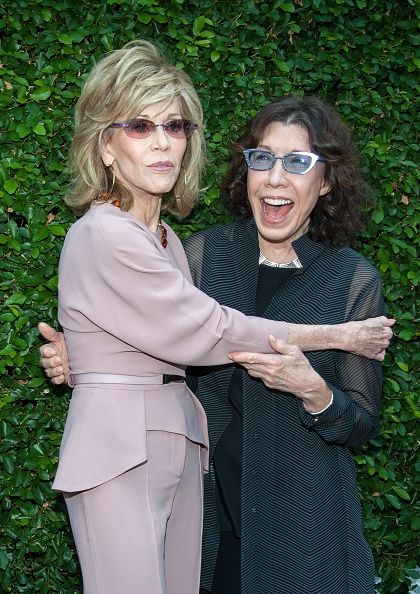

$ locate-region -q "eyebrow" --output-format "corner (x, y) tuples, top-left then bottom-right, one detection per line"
(137, 112), (183, 120)
(257, 145), (307, 153)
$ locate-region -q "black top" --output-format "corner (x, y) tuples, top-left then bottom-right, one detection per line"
(213, 265), (296, 537)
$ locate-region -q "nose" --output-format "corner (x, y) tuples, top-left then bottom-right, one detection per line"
(151, 125), (170, 150)
(266, 158), (288, 186)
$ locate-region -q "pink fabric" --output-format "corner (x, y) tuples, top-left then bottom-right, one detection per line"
(64, 431), (203, 594)
(54, 203), (288, 492)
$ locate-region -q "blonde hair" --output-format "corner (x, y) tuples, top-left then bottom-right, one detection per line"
(65, 39), (205, 217)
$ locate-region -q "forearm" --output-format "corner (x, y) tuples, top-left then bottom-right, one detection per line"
(287, 317), (393, 360)
(288, 323), (346, 352)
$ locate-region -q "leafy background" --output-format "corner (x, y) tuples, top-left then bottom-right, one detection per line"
(0, 0), (418, 592)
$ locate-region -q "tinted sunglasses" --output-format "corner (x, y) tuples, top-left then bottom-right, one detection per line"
(243, 149), (327, 174)
(110, 118), (198, 140)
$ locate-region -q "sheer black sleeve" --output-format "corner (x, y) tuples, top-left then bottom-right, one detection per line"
(299, 261), (385, 447)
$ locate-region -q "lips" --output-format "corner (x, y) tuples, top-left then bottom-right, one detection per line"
(147, 161), (174, 171)
(261, 197), (294, 223)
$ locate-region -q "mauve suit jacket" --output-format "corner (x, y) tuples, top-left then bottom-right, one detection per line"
(53, 203), (288, 493)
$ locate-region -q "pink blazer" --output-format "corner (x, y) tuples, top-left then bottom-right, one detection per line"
(54, 204), (288, 492)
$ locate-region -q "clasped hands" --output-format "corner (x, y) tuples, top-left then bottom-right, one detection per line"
(229, 335), (333, 413)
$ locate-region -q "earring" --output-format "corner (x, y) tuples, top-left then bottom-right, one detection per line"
(97, 166), (120, 207)
(108, 166), (115, 194)
(175, 167), (187, 209)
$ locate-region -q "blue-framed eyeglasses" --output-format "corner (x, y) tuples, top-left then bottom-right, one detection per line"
(243, 149), (327, 174)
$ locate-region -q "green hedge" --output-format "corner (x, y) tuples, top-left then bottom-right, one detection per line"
(0, 1), (418, 592)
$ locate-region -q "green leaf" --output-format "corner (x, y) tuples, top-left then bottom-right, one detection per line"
(41, 8), (52, 21)
(274, 59), (290, 73)
(49, 225), (67, 237)
(3, 179), (18, 194)
(15, 124), (31, 138)
(392, 486), (411, 501)
(372, 208), (384, 224)
(31, 90), (52, 102)
(32, 227), (50, 242)
(398, 329), (414, 341)
(138, 13), (152, 24)
(27, 378), (45, 388)
(279, 3), (295, 12)
(57, 33), (73, 45)
(0, 548), (9, 570)
(33, 122), (47, 136)
(193, 16), (206, 35)
(3, 455), (15, 474)
(411, 515), (420, 530)
(384, 493), (401, 509)
(5, 293), (26, 305)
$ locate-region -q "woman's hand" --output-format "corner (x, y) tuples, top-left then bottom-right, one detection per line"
(38, 322), (69, 385)
(343, 316), (395, 360)
(286, 316), (394, 360)
(229, 335), (333, 413)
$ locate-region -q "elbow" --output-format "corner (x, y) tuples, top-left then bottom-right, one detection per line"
(347, 419), (380, 448)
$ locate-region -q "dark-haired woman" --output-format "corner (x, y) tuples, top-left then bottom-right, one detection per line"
(185, 95), (386, 594)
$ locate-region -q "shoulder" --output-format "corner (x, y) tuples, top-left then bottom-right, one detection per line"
(300, 235), (380, 278)
(183, 220), (242, 269)
(328, 244), (381, 281)
(183, 219), (251, 251)
(294, 234), (381, 283)
(319, 244), (384, 302)
(66, 204), (155, 250)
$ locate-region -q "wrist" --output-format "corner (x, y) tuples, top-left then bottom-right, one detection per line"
(305, 390), (334, 415)
(299, 376), (333, 413)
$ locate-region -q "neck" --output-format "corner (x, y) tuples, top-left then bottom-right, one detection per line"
(258, 237), (297, 264)
(129, 195), (162, 231)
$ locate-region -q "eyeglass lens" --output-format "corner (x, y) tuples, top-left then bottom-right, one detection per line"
(246, 150), (315, 173)
(120, 119), (196, 140)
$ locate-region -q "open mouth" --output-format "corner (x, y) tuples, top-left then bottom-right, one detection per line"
(261, 198), (294, 223)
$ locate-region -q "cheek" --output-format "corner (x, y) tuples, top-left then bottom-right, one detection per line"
(116, 143), (144, 168)
(296, 184), (321, 217)
(246, 176), (257, 214)
(247, 171), (263, 202)
(177, 140), (187, 161)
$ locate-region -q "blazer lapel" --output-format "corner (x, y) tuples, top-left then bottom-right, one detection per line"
(232, 219), (260, 316)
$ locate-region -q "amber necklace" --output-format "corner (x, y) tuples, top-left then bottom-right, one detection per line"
(157, 220), (168, 248)
(109, 198), (168, 249)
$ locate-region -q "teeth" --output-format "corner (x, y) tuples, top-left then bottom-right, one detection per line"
(263, 198), (292, 206)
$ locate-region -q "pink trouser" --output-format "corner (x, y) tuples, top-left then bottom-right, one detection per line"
(64, 431), (203, 594)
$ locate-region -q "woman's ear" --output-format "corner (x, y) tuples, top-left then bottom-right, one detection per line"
(319, 177), (331, 197)
(100, 134), (115, 168)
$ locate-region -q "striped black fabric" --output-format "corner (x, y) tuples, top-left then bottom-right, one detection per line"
(184, 219), (384, 594)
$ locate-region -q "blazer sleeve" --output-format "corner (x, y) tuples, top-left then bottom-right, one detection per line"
(59, 212), (288, 367)
(298, 264), (384, 447)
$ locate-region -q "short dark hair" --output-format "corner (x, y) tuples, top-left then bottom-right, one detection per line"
(223, 95), (374, 245)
